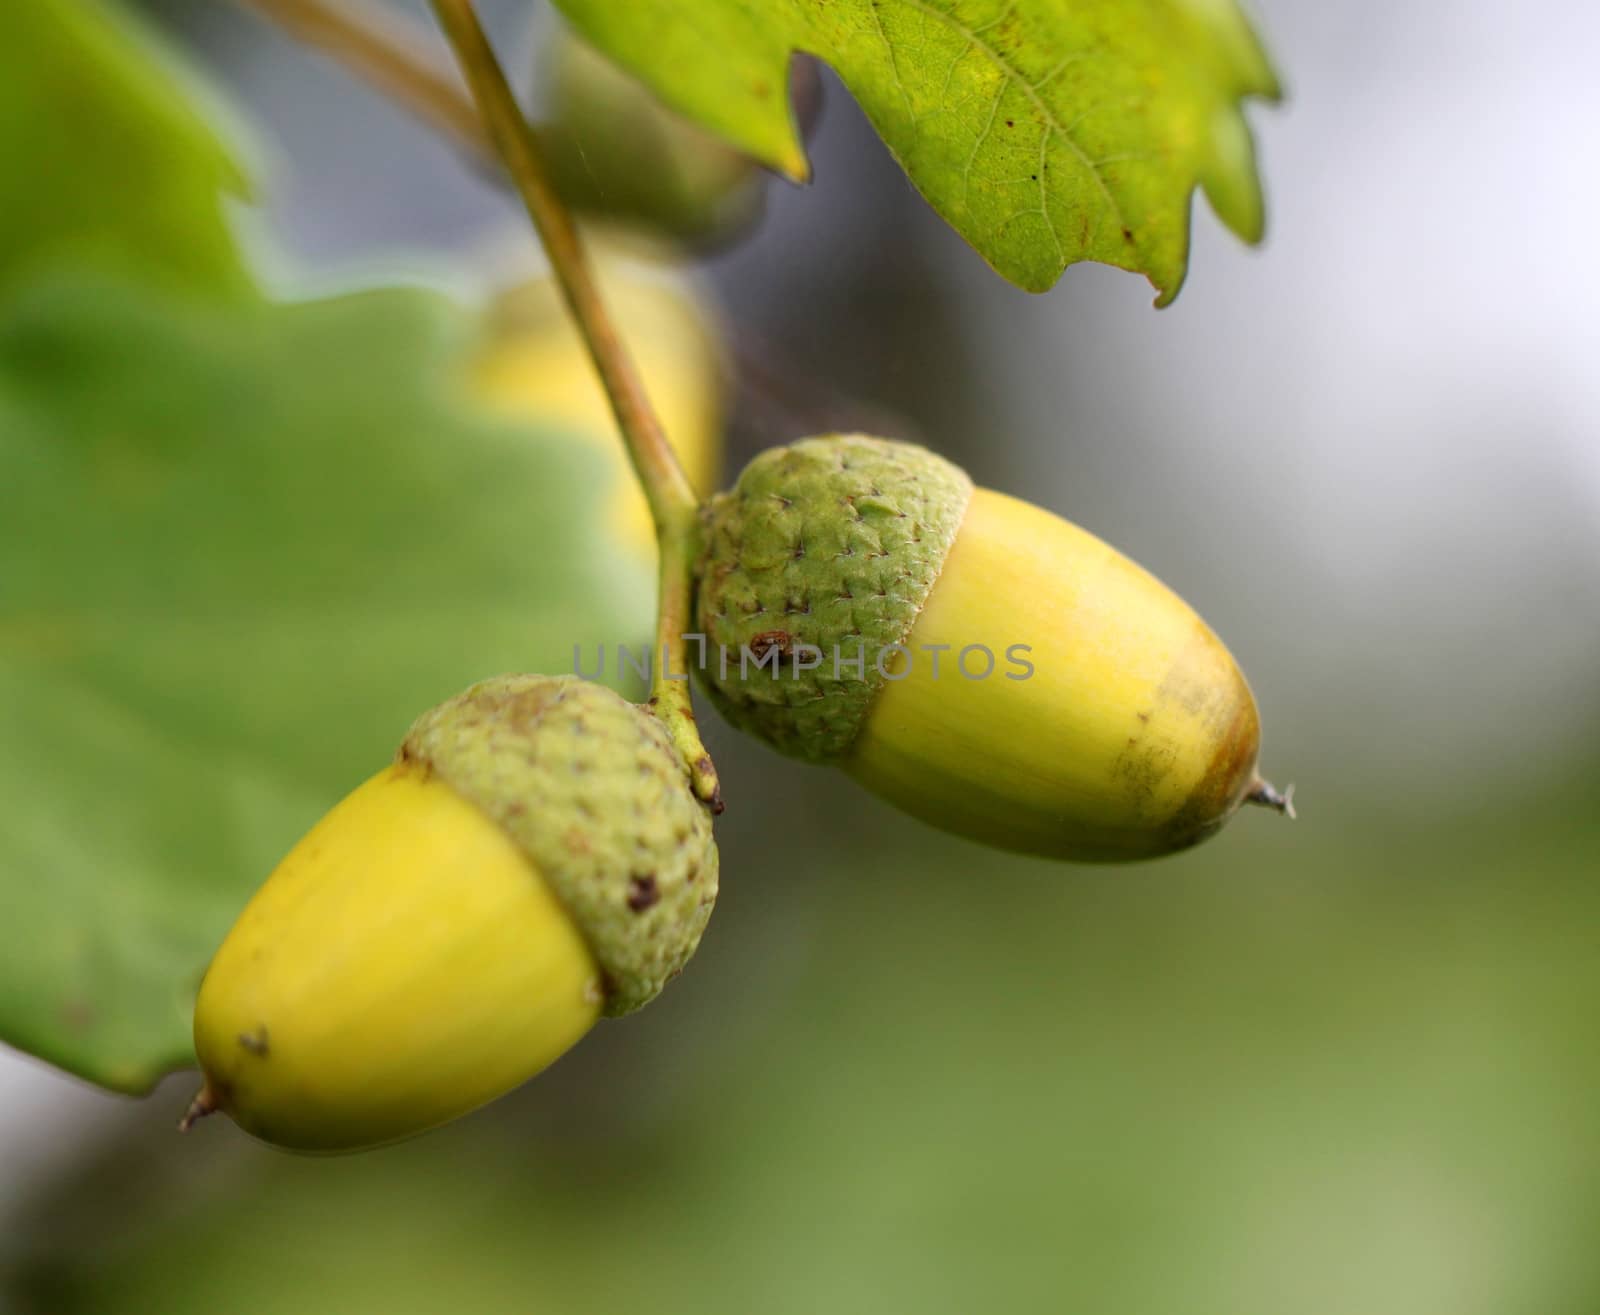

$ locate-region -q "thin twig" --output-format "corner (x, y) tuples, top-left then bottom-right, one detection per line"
(237, 0), (489, 159)
(428, 0), (719, 809)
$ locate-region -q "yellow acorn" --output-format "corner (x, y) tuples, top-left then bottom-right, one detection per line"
(468, 243), (724, 559)
(185, 675), (718, 1152)
(694, 435), (1290, 862)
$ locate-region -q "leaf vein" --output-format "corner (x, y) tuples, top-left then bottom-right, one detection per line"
(888, 0), (1129, 249)
(868, 0), (918, 124)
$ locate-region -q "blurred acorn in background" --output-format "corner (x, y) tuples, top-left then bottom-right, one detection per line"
(537, 25), (821, 249)
(467, 234), (726, 559)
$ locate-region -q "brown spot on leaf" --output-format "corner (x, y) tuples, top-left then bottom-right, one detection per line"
(60, 999), (95, 1033)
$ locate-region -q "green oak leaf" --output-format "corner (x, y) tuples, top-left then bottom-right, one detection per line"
(551, 0), (1280, 301)
(0, 274), (650, 1093)
(1, 0), (254, 298)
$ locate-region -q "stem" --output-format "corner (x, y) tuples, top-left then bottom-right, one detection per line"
(428, 0), (719, 809)
(177, 1082), (218, 1132)
(654, 508), (722, 811)
(236, 0), (488, 160)
(1245, 777), (1296, 819)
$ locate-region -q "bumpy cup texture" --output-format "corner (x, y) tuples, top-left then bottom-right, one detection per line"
(695, 435), (972, 760)
(403, 674), (718, 1015)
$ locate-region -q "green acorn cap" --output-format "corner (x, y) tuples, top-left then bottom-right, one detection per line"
(695, 435), (972, 760)
(400, 674), (718, 1016)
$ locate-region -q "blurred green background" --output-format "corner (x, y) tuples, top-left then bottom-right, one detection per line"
(4, 2), (1599, 1313)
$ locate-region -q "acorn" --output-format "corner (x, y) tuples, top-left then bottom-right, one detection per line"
(468, 239), (724, 559)
(695, 435), (1290, 862)
(539, 29), (763, 245)
(184, 674), (718, 1152)
(536, 28), (822, 248)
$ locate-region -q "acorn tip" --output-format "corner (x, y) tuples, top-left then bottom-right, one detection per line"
(1246, 778), (1296, 819)
(177, 1083), (218, 1133)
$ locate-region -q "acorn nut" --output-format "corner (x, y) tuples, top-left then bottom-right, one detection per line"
(186, 674), (718, 1152)
(695, 435), (1287, 861)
